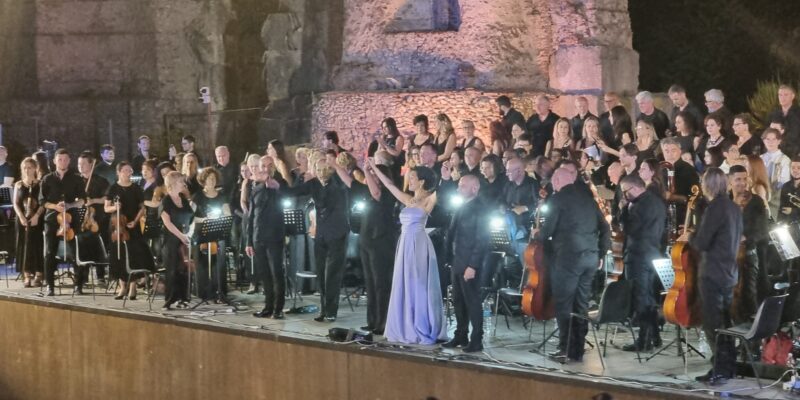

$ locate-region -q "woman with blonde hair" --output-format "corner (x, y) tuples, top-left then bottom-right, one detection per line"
(160, 171), (194, 309)
(13, 157), (44, 287)
(544, 117), (575, 158)
(433, 113), (457, 162)
(181, 152), (201, 196)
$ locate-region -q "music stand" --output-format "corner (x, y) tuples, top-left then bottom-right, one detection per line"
(489, 214), (511, 253)
(192, 215), (236, 310)
(283, 208), (307, 308)
(0, 187), (13, 228)
(770, 224), (800, 262)
(646, 258), (705, 366)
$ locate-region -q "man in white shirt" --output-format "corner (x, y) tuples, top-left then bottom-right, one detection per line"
(761, 128), (791, 217)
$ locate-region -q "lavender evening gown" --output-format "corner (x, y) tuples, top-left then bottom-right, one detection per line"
(385, 207), (448, 344)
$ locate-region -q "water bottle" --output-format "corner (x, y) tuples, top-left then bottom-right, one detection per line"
(483, 297), (494, 338)
(698, 330), (710, 355)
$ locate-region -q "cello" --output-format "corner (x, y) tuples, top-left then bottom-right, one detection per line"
(521, 203), (555, 320)
(663, 186), (702, 327)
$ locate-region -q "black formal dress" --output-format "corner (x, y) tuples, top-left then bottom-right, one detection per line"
(14, 181), (43, 275)
(540, 183), (611, 360)
(570, 112), (597, 142)
(620, 190), (666, 349)
(161, 194), (193, 306)
(246, 181), (287, 315)
(39, 170), (86, 290)
(444, 196), (491, 345)
(105, 183), (154, 281)
(689, 195), (743, 379)
(193, 190), (230, 301)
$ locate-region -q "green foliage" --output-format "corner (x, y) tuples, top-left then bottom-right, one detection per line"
(747, 80), (780, 128)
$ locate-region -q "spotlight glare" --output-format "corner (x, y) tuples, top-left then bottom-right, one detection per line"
(450, 195), (464, 208)
(354, 201), (366, 212)
(490, 216), (504, 230)
(282, 199), (293, 209)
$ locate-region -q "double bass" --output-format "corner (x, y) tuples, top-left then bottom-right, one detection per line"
(521, 204), (555, 320)
(663, 186), (702, 327)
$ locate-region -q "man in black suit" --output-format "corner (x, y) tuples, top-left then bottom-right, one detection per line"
(541, 167), (611, 362)
(619, 174), (666, 352)
(496, 95), (526, 134)
(94, 144), (117, 185)
(599, 92), (621, 144)
(246, 156), (288, 319)
(131, 135), (157, 177)
(442, 174), (490, 353)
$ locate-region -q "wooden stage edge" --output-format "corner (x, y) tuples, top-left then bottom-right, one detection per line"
(0, 294), (710, 400)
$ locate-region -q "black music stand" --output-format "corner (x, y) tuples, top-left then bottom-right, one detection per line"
(646, 258), (705, 366)
(192, 216), (237, 310)
(283, 208), (307, 308)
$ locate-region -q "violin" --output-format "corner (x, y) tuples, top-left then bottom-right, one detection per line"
(663, 185), (702, 328)
(180, 242), (195, 272)
(56, 196), (75, 241)
(110, 196), (130, 243)
(81, 161), (100, 233)
(521, 204), (555, 320)
(200, 242), (218, 255)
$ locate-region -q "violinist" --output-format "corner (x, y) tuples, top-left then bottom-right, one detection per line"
(660, 138), (700, 226)
(40, 149), (85, 296)
(160, 171), (194, 310)
(104, 162), (154, 300)
(729, 165), (769, 320)
(539, 167), (610, 362)
(13, 157), (44, 287)
(141, 160), (164, 258)
(681, 168), (742, 385)
(192, 167), (231, 304)
(76, 152), (110, 291)
(618, 175), (666, 352)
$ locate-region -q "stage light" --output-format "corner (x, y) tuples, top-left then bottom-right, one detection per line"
(282, 199), (293, 209)
(540, 204), (549, 214)
(208, 208), (222, 219)
(490, 216), (504, 230)
(450, 195), (464, 208)
(354, 201), (366, 212)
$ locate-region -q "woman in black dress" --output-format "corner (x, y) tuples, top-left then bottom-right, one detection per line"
(161, 171), (194, 309)
(182, 153), (201, 196)
(192, 167), (231, 302)
(13, 157), (44, 287)
(104, 162), (154, 300)
(141, 160), (164, 261)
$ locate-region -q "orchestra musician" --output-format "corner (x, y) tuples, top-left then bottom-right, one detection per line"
(729, 165), (769, 320)
(104, 162), (154, 300)
(660, 137), (700, 226)
(540, 167), (611, 362)
(681, 168), (742, 385)
(245, 156), (287, 319)
(618, 174), (666, 351)
(131, 135), (156, 176)
(192, 167), (232, 304)
(160, 171), (194, 310)
(13, 157), (44, 287)
(39, 149), (85, 296)
(76, 152), (110, 291)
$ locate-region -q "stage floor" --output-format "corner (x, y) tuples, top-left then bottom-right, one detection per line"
(0, 268), (793, 400)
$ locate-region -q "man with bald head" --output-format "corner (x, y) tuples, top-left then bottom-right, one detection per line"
(540, 166), (611, 362)
(442, 174), (490, 353)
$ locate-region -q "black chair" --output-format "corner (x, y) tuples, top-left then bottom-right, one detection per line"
(714, 294), (787, 388)
(121, 242), (154, 310)
(73, 234), (110, 300)
(567, 280), (639, 369)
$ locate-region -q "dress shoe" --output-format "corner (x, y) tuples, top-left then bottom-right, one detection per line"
(73, 286), (84, 295)
(547, 349), (567, 362)
(372, 328), (384, 336)
(441, 337), (469, 349)
(245, 284), (259, 295)
(128, 294), (137, 301)
(360, 325), (374, 332)
(272, 311), (285, 320)
(695, 370), (730, 385)
(325, 316), (336, 322)
(114, 294), (125, 300)
(622, 342), (652, 352)
(651, 336), (663, 348)
(46, 287), (55, 297)
(314, 315), (326, 322)
(253, 309), (273, 318)
(462, 341), (484, 353)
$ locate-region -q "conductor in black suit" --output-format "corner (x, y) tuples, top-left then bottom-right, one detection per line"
(442, 175), (490, 353)
(246, 156), (287, 319)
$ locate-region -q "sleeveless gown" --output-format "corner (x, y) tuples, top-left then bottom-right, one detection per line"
(385, 207), (448, 344)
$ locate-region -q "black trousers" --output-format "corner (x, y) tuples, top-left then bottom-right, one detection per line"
(734, 248), (760, 324)
(451, 267), (484, 342)
(196, 240), (228, 301)
(700, 277), (737, 377)
(314, 234), (348, 318)
(44, 222), (75, 288)
(254, 240), (285, 313)
(552, 254), (598, 357)
(163, 236), (189, 305)
(627, 260), (659, 344)
(360, 236), (395, 331)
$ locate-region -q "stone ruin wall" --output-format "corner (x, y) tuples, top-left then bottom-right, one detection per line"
(312, 0), (639, 157)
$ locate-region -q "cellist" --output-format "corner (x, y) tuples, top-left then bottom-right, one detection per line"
(618, 174), (666, 352)
(677, 168), (742, 385)
(40, 149), (85, 296)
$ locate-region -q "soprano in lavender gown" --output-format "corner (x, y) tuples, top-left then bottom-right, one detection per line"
(385, 206), (448, 344)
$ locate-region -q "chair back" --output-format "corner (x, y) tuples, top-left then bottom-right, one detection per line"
(745, 294), (787, 341)
(596, 280), (632, 324)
